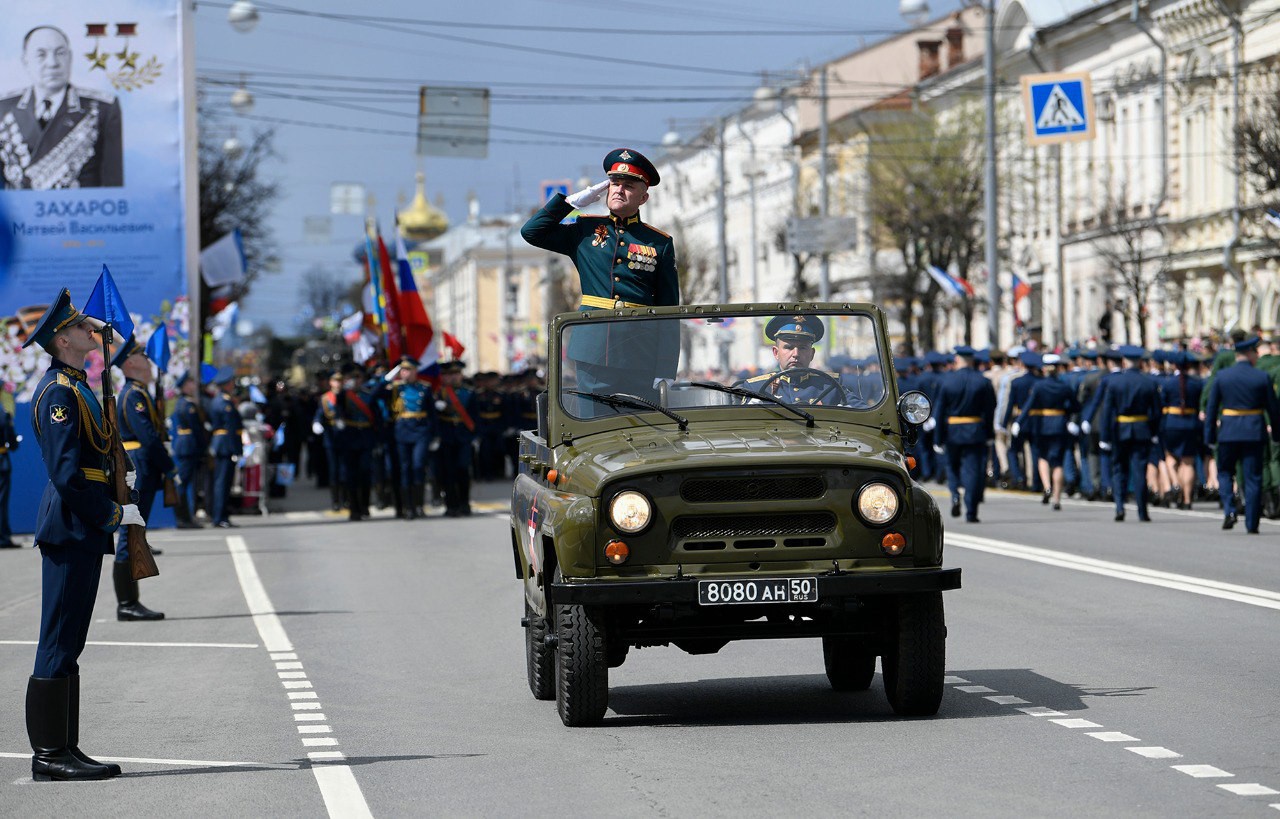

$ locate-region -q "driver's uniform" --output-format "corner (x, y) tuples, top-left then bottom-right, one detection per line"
(744, 369), (838, 404)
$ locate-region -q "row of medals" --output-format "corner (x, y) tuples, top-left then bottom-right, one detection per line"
(627, 243), (656, 272)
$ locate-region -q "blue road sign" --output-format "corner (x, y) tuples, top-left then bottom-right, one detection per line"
(1021, 72), (1095, 146)
(541, 179), (571, 202)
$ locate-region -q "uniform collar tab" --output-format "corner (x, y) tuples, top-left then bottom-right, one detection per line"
(610, 211), (641, 227)
(51, 359), (87, 381)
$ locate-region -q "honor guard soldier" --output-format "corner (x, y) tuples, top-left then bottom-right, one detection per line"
(933, 345), (997, 522)
(384, 356), (435, 519)
(434, 361), (476, 517)
(1098, 346), (1161, 522)
(208, 367), (244, 528)
(22, 289), (144, 781)
(1013, 353), (1080, 510)
(473, 371), (507, 481)
(1204, 335), (1280, 533)
(0, 391), (19, 547)
(521, 148), (680, 408)
(743, 316), (845, 405)
(1159, 351), (1205, 510)
(111, 335), (170, 620)
(314, 372), (346, 511)
(170, 370), (210, 526)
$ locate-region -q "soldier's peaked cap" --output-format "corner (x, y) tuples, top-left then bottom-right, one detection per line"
(953, 344), (977, 357)
(22, 288), (91, 350)
(604, 148), (660, 187)
(765, 314), (825, 344)
(109, 333), (145, 369)
(1235, 334), (1262, 352)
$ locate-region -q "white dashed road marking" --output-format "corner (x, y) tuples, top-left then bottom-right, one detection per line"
(1127, 747), (1182, 759)
(1172, 765), (1233, 778)
(227, 535), (373, 819)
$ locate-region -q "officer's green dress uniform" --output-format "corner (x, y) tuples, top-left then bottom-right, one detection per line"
(23, 289), (125, 781)
(520, 149), (680, 411)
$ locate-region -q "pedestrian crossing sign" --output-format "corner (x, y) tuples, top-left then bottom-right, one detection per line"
(1020, 71), (1096, 146)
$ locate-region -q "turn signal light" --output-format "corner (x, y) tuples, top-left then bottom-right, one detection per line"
(905, 456), (917, 471)
(605, 540), (630, 565)
(546, 469), (559, 485)
(880, 532), (906, 556)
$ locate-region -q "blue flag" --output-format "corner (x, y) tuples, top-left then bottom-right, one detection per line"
(83, 264), (135, 342)
(146, 323), (171, 372)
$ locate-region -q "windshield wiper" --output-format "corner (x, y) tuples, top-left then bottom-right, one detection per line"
(564, 390), (689, 431)
(691, 381), (815, 427)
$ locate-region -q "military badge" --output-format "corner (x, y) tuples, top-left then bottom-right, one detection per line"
(88, 22), (164, 92)
(134, 400), (146, 413)
(619, 150), (633, 161)
(50, 405), (70, 424)
(592, 225), (609, 247)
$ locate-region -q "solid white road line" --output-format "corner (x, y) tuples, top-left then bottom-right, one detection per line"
(225, 535), (372, 819)
(0, 640), (259, 649)
(947, 532), (1280, 611)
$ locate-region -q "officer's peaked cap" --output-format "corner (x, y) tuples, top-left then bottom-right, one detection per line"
(23, 288), (91, 350)
(1119, 345), (1146, 360)
(604, 148), (660, 187)
(213, 366), (236, 385)
(1235, 334), (1262, 352)
(953, 344), (977, 358)
(765, 314), (824, 344)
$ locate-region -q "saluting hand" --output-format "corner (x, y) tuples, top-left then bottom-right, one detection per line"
(566, 179), (609, 209)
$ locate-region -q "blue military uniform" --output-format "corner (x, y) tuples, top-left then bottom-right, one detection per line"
(1080, 349), (1123, 499)
(0, 398), (19, 546)
(934, 347), (997, 522)
(473, 374), (507, 481)
(744, 316), (848, 406)
(1003, 353), (1044, 491)
(520, 148), (680, 407)
(22, 289), (126, 781)
(505, 373), (541, 477)
(1159, 354), (1204, 459)
(1204, 336), (1280, 533)
(386, 358), (436, 519)
(1015, 359), (1080, 509)
(169, 372), (210, 524)
(207, 370), (244, 527)
(434, 363), (476, 517)
(1099, 347), (1161, 521)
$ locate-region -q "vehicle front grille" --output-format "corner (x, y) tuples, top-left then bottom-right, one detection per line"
(673, 511), (837, 540)
(680, 475), (826, 503)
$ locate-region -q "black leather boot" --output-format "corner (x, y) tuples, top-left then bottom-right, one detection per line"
(114, 561), (164, 621)
(68, 675), (121, 777)
(26, 676), (113, 781)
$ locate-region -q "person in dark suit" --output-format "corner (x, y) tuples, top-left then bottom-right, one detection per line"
(1204, 335), (1280, 533)
(0, 395), (20, 547)
(521, 148), (679, 411)
(0, 26), (123, 190)
(21, 288), (143, 781)
(207, 368), (244, 528)
(933, 345), (997, 523)
(1099, 346), (1161, 522)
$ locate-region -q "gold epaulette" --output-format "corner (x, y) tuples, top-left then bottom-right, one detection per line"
(640, 222), (671, 239)
(743, 373), (772, 383)
(56, 372), (71, 387)
(75, 85), (117, 104)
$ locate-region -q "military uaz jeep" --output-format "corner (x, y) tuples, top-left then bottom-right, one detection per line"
(512, 303), (960, 726)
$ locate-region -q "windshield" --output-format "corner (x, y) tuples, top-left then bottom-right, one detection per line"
(558, 310), (886, 420)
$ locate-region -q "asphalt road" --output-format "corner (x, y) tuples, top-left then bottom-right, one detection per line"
(2, 480), (1278, 817)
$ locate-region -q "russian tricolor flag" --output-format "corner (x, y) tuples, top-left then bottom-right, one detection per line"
(927, 265), (975, 298)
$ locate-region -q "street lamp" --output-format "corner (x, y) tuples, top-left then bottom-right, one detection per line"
(223, 136), (244, 160)
(901, 0), (1000, 351)
(230, 85), (254, 115)
(228, 1), (260, 33)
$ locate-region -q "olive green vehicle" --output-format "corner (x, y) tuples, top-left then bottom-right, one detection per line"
(511, 303), (960, 726)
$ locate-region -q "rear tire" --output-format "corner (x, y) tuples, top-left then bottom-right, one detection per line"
(525, 600), (554, 701)
(554, 592), (609, 726)
(882, 592), (946, 716)
(822, 636), (876, 691)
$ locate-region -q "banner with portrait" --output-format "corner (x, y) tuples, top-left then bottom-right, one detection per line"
(0, 1), (194, 533)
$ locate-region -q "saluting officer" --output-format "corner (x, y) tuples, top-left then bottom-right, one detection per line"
(111, 335), (170, 621)
(933, 345), (997, 523)
(1204, 334), (1280, 533)
(385, 356), (435, 519)
(207, 368), (244, 528)
(1013, 353), (1080, 510)
(169, 370), (210, 526)
(1098, 346), (1161, 522)
(434, 361), (476, 517)
(521, 148), (680, 407)
(22, 289), (144, 781)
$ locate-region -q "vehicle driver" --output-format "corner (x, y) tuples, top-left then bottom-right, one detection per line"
(742, 316), (843, 405)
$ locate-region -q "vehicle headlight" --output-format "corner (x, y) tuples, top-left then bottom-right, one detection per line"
(898, 390), (932, 426)
(856, 482), (899, 525)
(609, 490), (652, 534)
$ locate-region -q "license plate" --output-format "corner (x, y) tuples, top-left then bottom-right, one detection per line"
(697, 577), (818, 606)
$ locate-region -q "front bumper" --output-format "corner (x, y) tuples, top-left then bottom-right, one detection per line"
(551, 567), (960, 605)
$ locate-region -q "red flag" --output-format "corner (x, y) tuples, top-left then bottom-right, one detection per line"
(377, 231), (403, 361)
(443, 331), (465, 361)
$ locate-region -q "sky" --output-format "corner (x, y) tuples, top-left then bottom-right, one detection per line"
(193, 0), (966, 335)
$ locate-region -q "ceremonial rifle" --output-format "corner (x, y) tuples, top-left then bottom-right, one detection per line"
(101, 325), (159, 580)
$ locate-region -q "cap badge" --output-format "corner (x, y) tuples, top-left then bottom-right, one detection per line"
(619, 150), (633, 160)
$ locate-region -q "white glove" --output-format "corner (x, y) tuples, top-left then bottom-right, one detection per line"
(1151, 436), (1160, 445)
(15, 434), (22, 443)
(172, 473), (182, 486)
(653, 377), (674, 389)
(1010, 422), (1021, 439)
(120, 504), (146, 527)
(434, 400), (447, 411)
(1067, 421), (1080, 436)
(125, 471), (137, 490)
(384, 364), (403, 382)
(428, 439), (440, 452)
(1082, 420), (1092, 435)
(565, 179), (609, 209)
(922, 417), (936, 432)
(1099, 440), (1112, 451)
(312, 420), (324, 436)
(933, 444), (945, 455)
(335, 420), (345, 431)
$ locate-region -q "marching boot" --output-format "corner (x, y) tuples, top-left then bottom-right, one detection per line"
(114, 561), (164, 621)
(460, 479), (472, 516)
(68, 675), (120, 777)
(26, 676), (112, 781)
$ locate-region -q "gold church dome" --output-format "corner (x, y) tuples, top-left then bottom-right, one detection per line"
(397, 172), (448, 241)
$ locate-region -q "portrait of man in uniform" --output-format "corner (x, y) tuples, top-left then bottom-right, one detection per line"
(0, 25), (124, 190)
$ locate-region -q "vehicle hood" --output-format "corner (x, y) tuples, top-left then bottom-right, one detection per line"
(557, 423), (906, 496)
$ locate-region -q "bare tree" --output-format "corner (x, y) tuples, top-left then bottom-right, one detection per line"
(301, 264), (361, 327)
(1238, 83), (1280, 250)
(1091, 183), (1169, 348)
(866, 109), (985, 352)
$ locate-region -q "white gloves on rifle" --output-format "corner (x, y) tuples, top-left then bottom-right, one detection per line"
(565, 179), (609, 209)
(121, 504), (146, 527)
(1067, 421), (1080, 436)
(1009, 422), (1021, 439)
(312, 420), (325, 436)
(124, 471), (136, 490)
(1099, 440), (1112, 452)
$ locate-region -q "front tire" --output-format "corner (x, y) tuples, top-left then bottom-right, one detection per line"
(525, 600), (554, 701)
(554, 596), (609, 726)
(822, 636), (876, 691)
(882, 592), (946, 716)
